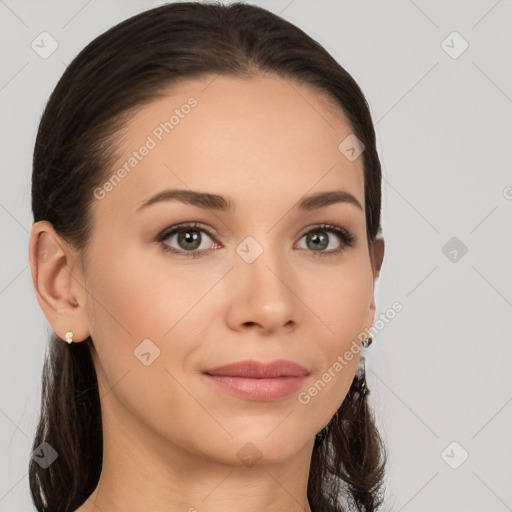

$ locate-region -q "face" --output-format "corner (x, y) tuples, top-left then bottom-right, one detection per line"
(62, 74), (378, 465)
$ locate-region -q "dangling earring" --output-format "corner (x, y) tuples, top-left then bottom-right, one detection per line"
(65, 331), (74, 344)
(354, 354), (370, 395)
(356, 336), (372, 394)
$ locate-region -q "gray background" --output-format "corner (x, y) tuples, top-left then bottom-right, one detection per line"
(1, 0), (511, 510)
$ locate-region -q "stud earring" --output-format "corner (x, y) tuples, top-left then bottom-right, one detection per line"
(362, 336), (372, 348)
(65, 331), (74, 344)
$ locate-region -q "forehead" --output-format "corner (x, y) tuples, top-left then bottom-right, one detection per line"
(94, 74), (365, 216)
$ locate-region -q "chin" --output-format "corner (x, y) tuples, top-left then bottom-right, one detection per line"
(229, 433), (307, 467)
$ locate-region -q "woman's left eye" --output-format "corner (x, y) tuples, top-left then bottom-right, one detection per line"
(295, 224), (356, 256)
(156, 222), (355, 258)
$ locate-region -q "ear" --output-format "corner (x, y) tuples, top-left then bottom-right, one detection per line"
(367, 237), (385, 326)
(28, 221), (90, 343)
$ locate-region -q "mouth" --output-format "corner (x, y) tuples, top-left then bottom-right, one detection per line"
(203, 359), (310, 378)
(202, 359), (310, 401)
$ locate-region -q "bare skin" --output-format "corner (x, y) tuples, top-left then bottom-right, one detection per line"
(29, 74), (384, 512)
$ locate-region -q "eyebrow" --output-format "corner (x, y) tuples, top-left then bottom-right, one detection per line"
(136, 188), (363, 213)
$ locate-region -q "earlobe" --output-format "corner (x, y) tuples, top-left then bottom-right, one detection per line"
(28, 221), (89, 343)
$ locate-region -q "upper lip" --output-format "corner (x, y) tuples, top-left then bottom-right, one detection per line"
(204, 359), (310, 378)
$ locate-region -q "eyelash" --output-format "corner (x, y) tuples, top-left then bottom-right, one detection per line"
(156, 222), (356, 259)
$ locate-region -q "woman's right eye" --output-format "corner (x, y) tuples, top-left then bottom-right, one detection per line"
(157, 222), (220, 258)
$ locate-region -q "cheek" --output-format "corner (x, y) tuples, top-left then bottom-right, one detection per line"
(86, 250), (160, 340)
(303, 258), (373, 394)
(303, 258), (374, 339)
(84, 241), (221, 384)
(83, 245), (196, 415)
(85, 242), (195, 339)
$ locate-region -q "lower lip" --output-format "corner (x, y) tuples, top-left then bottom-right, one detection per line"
(203, 374), (309, 401)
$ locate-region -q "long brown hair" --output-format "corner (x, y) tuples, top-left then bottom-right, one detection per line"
(29, 3), (386, 511)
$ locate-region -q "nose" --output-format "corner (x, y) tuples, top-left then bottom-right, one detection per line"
(225, 241), (301, 335)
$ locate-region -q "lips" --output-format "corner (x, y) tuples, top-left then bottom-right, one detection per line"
(202, 359), (311, 401)
(203, 359), (310, 378)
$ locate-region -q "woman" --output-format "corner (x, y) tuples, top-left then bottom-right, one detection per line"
(28, 2), (386, 511)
